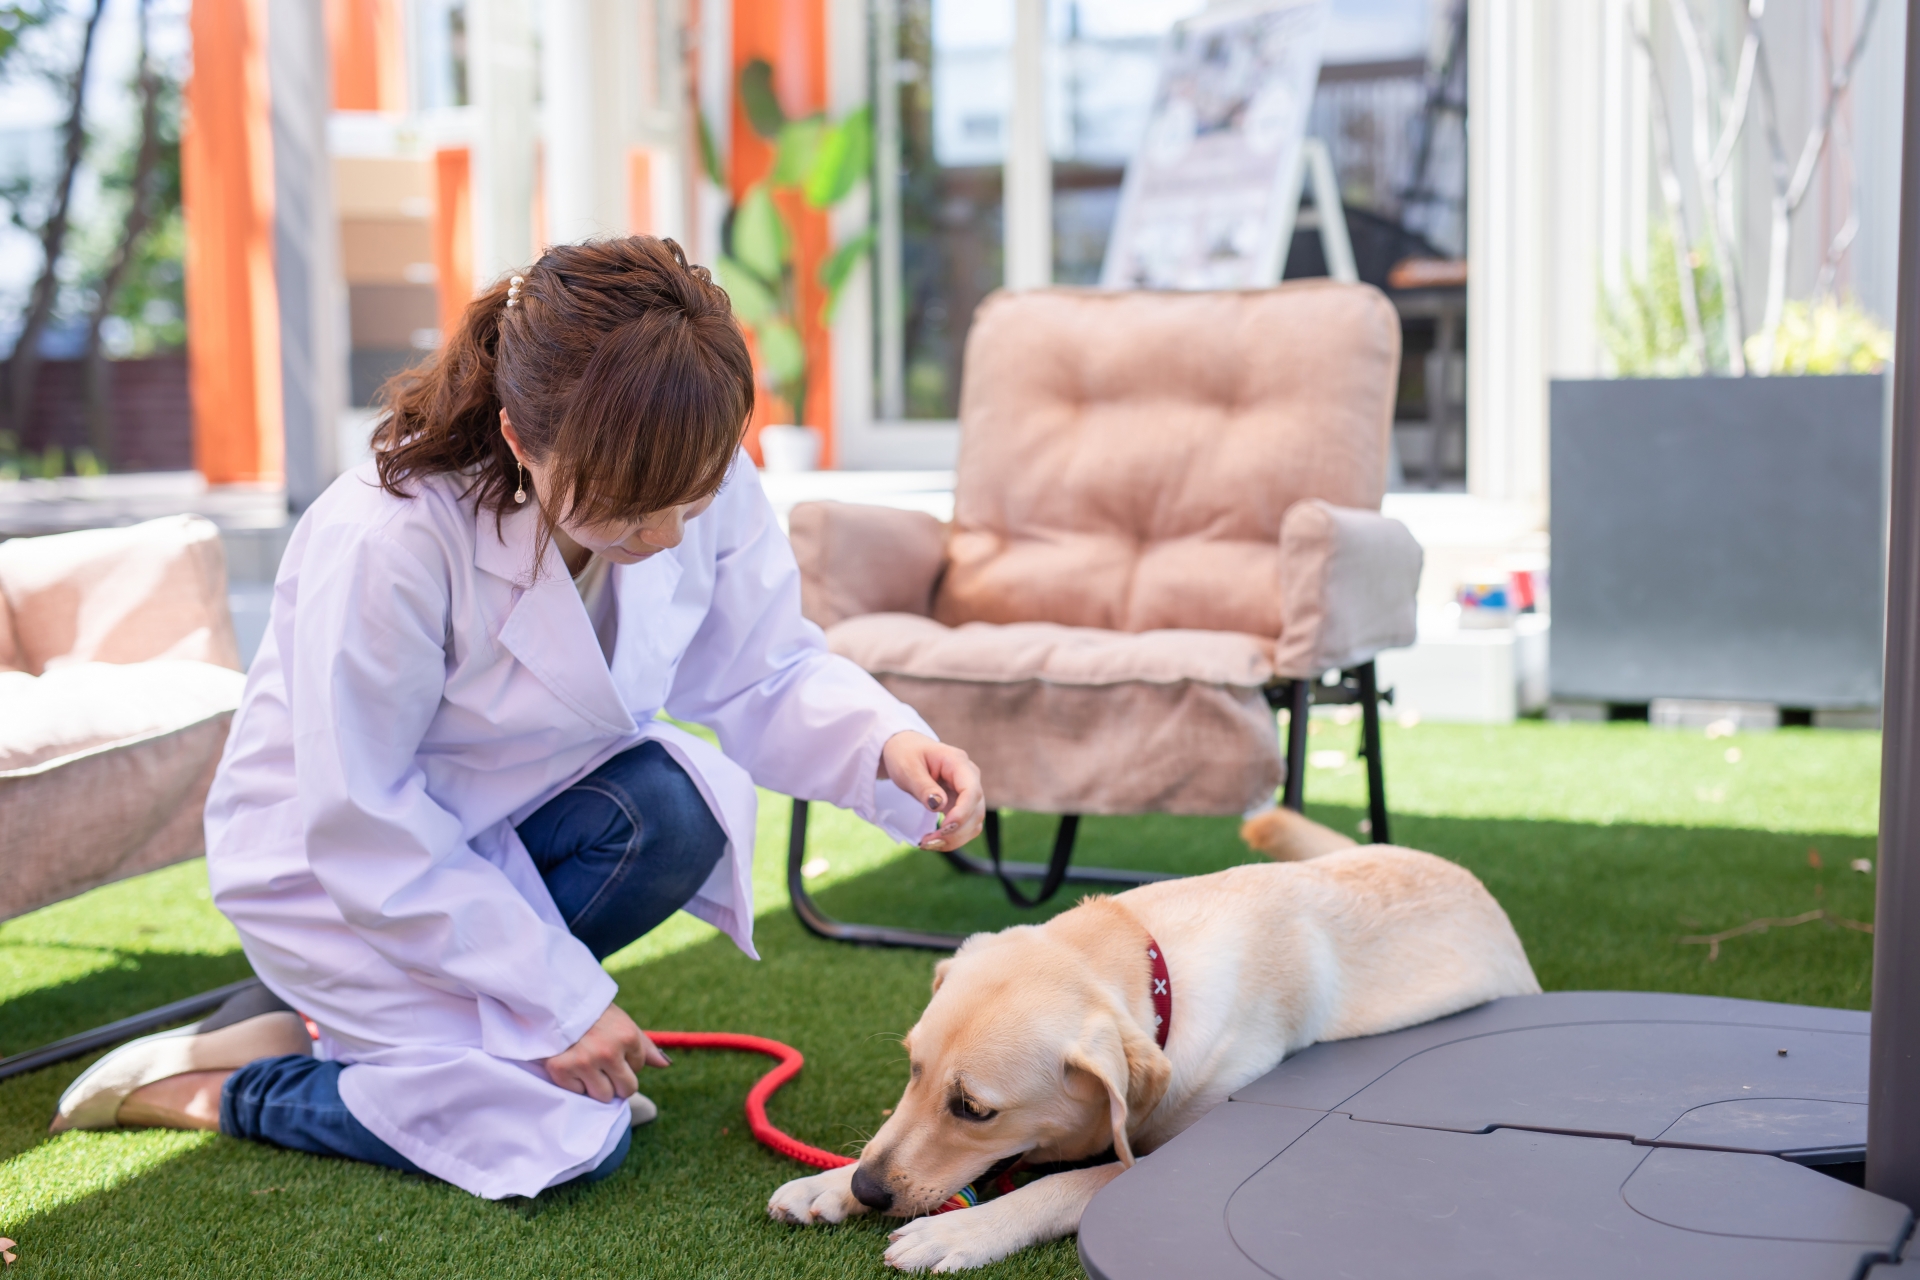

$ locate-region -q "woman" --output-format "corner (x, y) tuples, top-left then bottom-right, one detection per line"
(51, 237), (985, 1199)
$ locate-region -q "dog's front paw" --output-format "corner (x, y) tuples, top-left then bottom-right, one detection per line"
(768, 1165), (867, 1225)
(884, 1209), (1018, 1273)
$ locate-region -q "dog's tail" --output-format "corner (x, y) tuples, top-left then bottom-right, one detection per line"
(1240, 807), (1358, 861)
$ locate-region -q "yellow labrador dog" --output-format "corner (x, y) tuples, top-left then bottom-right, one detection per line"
(767, 810), (1539, 1272)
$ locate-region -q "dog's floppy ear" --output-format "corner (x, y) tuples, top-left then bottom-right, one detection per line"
(1063, 1009), (1172, 1167)
(931, 957), (955, 995)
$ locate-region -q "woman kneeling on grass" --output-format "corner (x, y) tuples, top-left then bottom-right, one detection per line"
(50, 236), (985, 1198)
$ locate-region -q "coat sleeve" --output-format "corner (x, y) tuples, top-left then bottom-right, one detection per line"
(289, 519), (615, 1063)
(662, 460), (940, 846)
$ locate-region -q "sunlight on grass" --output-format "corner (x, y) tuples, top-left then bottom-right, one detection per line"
(0, 1130), (214, 1232)
(0, 861), (242, 1005)
(1303, 719), (1879, 836)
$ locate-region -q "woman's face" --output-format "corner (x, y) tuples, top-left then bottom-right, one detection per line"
(559, 494), (717, 565)
(501, 410), (718, 564)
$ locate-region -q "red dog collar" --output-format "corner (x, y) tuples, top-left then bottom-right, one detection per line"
(1146, 936), (1172, 1048)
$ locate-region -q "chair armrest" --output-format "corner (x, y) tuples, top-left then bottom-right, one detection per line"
(0, 514), (242, 673)
(788, 501), (948, 630)
(1273, 500), (1422, 678)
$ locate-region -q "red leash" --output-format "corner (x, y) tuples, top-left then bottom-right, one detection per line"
(645, 1030), (982, 1211)
(645, 1031), (849, 1170)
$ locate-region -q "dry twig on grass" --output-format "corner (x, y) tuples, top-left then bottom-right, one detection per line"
(1679, 908), (1872, 961)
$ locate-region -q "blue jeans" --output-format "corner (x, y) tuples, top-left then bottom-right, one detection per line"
(218, 741), (728, 1186)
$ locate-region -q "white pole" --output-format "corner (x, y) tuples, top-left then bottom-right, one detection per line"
(1004, 0), (1051, 291)
(541, 0), (596, 245)
(540, 0), (646, 245)
(468, 0), (537, 278)
(269, 0), (345, 509)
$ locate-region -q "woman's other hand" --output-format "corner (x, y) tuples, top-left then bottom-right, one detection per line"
(880, 731), (986, 853)
(541, 1002), (670, 1102)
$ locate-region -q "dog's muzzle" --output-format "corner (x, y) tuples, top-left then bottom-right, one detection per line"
(850, 1162), (894, 1212)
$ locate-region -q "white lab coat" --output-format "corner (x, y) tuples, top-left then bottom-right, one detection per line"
(203, 453), (936, 1198)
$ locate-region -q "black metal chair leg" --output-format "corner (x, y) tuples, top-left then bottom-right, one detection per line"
(1357, 660), (1391, 844)
(786, 799), (966, 950)
(1282, 677), (1312, 812)
(787, 799), (1179, 949)
(937, 813), (1175, 893)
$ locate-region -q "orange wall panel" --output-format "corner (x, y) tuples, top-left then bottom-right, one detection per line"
(183, 0), (283, 486)
(434, 148), (475, 340)
(326, 0), (404, 113)
(730, 0), (833, 465)
(628, 148), (655, 236)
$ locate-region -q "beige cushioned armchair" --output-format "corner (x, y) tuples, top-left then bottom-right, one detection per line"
(788, 283), (1423, 946)
(0, 515), (246, 920)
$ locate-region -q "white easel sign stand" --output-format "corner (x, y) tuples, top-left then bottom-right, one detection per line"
(1100, 0), (1356, 292)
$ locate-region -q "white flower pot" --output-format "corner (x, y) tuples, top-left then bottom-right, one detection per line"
(759, 424), (822, 473)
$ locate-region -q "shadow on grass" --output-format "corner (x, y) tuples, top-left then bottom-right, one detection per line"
(794, 804), (1876, 1009)
(0, 950), (257, 1059)
(0, 803), (1878, 1278)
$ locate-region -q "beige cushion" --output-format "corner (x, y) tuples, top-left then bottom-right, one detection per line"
(0, 587), (18, 672)
(935, 282), (1400, 637)
(0, 661), (246, 770)
(0, 514), (241, 674)
(1272, 500), (1424, 678)
(829, 613), (1280, 815)
(0, 659), (244, 920)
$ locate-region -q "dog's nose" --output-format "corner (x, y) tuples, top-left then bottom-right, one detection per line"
(850, 1163), (894, 1212)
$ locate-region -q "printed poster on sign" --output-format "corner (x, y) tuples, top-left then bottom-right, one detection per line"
(1100, 0), (1328, 291)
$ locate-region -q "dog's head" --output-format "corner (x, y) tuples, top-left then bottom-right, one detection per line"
(849, 904), (1172, 1217)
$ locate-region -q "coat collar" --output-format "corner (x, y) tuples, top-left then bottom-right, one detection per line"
(474, 498), (637, 736)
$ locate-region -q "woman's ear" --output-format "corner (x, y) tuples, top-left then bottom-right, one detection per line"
(1063, 1010), (1171, 1167)
(499, 410), (523, 461)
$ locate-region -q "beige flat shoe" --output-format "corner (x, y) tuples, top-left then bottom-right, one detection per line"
(49, 987), (313, 1133)
(629, 1092), (658, 1127)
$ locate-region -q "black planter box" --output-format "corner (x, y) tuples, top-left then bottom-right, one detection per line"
(1549, 374), (1886, 710)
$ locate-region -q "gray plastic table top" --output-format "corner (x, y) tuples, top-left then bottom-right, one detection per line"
(1080, 992), (1910, 1279)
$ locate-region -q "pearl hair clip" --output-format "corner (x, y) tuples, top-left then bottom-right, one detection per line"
(506, 275), (524, 307)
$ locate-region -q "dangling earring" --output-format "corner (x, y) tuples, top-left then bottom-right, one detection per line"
(514, 460), (527, 505)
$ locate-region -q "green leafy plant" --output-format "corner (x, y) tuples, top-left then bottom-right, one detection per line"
(1744, 297), (1892, 376)
(705, 57), (873, 426)
(1600, 225), (1728, 377)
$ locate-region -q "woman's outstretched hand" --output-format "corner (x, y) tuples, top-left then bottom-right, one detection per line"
(881, 731), (986, 853)
(542, 1002), (670, 1102)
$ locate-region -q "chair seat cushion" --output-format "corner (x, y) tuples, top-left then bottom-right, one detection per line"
(827, 614), (1281, 816)
(0, 660), (245, 771)
(1, 660), (245, 920)
(830, 613), (1276, 688)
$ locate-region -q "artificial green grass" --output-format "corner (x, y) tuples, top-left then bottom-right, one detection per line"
(0, 719), (1882, 1276)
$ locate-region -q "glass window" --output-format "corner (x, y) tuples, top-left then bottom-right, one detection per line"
(876, 0), (1466, 441)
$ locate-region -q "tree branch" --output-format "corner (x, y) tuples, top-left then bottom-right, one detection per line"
(81, 0), (163, 466)
(1668, 0), (1749, 373)
(5, 0), (104, 441)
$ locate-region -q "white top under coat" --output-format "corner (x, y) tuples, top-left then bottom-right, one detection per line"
(203, 452), (936, 1198)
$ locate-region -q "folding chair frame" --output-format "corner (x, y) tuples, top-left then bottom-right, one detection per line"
(787, 661), (1394, 952)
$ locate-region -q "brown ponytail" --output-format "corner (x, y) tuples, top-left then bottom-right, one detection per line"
(370, 236), (754, 532)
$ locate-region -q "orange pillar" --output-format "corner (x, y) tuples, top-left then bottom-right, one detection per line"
(325, 0), (404, 112)
(434, 148), (475, 339)
(628, 148), (655, 235)
(730, 0), (833, 465)
(183, 0), (283, 486)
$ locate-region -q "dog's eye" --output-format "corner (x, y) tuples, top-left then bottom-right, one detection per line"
(948, 1094), (997, 1122)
